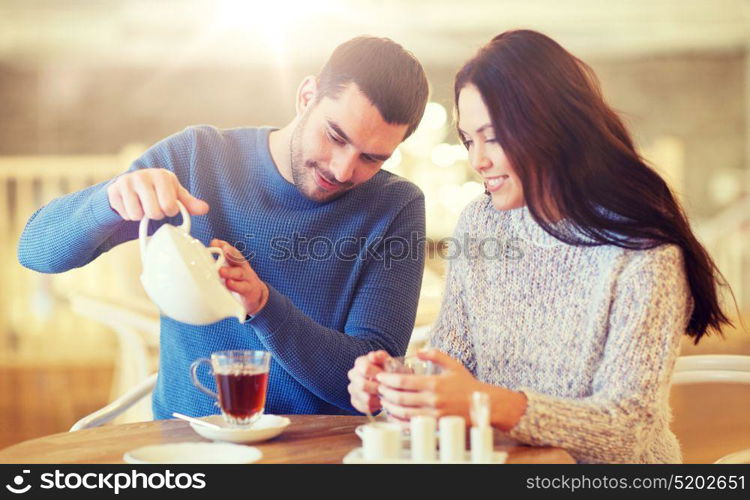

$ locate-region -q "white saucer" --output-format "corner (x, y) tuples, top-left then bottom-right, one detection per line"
(124, 442), (262, 464)
(355, 424), (438, 443)
(188, 414), (291, 444)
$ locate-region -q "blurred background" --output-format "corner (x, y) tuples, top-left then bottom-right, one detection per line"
(1, 0), (748, 462)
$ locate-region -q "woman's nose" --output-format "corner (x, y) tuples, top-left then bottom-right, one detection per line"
(470, 145), (492, 172)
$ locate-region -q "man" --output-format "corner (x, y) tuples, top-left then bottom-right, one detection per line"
(18, 36), (429, 418)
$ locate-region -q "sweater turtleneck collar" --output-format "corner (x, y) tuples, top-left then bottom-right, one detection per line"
(485, 197), (586, 248)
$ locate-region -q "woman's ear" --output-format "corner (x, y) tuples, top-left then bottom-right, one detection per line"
(295, 76), (318, 117)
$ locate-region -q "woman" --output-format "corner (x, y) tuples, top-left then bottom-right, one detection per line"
(347, 30), (733, 463)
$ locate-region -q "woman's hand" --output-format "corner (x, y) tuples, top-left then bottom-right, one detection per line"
(376, 349), (528, 430)
(376, 349), (484, 423)
(347, 350), (391, 415)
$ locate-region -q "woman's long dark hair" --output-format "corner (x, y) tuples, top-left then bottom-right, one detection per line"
(455, 29), (733, 343)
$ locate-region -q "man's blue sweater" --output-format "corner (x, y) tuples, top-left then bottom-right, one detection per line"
(17, 126), (425, 418)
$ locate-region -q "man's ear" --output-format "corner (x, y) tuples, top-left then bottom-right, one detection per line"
(295, 76), (318, 117)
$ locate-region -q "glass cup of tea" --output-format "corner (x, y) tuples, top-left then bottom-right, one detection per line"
(384, 356), (442, 376)
(190, 350), (271, 427)
(382, 355), (443, 428)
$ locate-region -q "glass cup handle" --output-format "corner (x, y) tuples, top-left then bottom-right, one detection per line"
(190, 358), (218, 399)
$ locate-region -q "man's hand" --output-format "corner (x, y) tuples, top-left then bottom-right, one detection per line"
(347, 350), (392, 415)
(210, 239), (269, 316)
(107, 168), (209, 221)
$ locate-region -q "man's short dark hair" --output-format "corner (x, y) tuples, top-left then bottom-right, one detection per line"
(317, 36), (429, 140)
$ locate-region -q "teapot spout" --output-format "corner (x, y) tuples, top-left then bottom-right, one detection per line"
(229, 291), (248, 323)
(234, 306), (247, 323)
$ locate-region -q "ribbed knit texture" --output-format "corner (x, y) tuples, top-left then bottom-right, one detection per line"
(18, 126), (425, 418)
(429, 196), (692, 463)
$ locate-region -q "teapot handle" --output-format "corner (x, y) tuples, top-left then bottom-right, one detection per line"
(208, 247), (226, 269)
(139, 200), (192, 263)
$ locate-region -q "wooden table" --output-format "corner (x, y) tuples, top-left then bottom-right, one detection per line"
(0, 415), (575, 464)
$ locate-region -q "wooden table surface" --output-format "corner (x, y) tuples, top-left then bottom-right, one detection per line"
(0, 415), (575, 464)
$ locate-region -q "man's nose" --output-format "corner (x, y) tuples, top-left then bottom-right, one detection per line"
(330, 149), (358, 184)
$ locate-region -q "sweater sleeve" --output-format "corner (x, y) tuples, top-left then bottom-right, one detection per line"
(507, 245), (692, 463)
(427, 208), (476, 373)
(17, 128), (196, 273)
(246, 194), (426, 413)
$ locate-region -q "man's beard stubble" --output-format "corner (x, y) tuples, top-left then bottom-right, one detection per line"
(289, 111), (309, 196)
(289, 114), (350, 204)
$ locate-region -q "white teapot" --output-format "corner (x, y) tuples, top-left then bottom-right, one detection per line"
(139, 201), (246, 325)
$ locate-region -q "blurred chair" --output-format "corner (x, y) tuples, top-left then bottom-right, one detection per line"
(70, 373), (157, 431)
(673, 354), (750, 384)
(406, 324), (432, 355)
(67, 291), (160, 426)
(713, 449), (750, 464)
(672, 354), (750, 463)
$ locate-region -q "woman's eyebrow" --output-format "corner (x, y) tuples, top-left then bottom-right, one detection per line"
(458, 123), (493, 136)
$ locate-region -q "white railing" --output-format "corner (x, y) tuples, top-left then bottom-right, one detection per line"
(0, 150), (149, 364)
